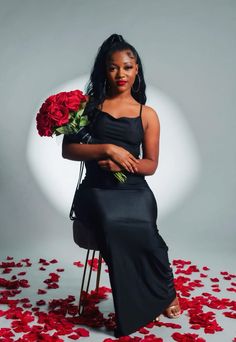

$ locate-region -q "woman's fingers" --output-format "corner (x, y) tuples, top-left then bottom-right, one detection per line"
(130, 155), (140, 163)
(99, 148), (140, 173)
(127, 154), (140, 172)
(121, 159), (138, 173)
(116, 154), (139, 173)
(128, 160), (138, 173)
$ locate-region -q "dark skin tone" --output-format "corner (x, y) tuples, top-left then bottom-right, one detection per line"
(98, 50), (181, 318)
(96, 49), (160, 177)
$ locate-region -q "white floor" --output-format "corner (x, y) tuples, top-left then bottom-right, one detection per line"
(0, 246), (235, 342)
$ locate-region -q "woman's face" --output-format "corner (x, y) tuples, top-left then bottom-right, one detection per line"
(105, 50), (138, 95)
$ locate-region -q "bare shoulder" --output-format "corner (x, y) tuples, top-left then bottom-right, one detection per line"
(141, 105), (160, 131)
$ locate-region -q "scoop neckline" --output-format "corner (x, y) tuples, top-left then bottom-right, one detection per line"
(97, 108), (140, 120)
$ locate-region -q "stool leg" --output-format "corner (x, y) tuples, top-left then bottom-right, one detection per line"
(78, 249), (99, 315)
(95, 252), (103, 292)
(85, 249), (96, 294)
(78, 248), (91, 315)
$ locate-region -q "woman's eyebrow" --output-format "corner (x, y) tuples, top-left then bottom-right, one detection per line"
(108, 62), (133, 66)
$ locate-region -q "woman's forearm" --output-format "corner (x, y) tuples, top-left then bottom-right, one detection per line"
(62, 142), (110, 161)
(61, 125), (110, 161)
(134, 158), (158, 176)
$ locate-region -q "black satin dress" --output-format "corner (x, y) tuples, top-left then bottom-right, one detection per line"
(64, 104), (177, 338)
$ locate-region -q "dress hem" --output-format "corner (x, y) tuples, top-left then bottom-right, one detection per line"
(113, 291), (177, 338)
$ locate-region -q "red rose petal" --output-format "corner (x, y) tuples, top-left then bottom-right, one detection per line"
(47, 283), (59, 289)
(36, 300), (46, 306)
(210, 278), (219, 282)
(39, 267), (46, 271)
(68, 333), (80, 340)
(200, 273), (208, 278)
(138, 327), (149, 334)
(223, 311), (236, 319)
(37, 289), (47, 295)
(73, 327), (90, 336)
(73, 261), (84, 267)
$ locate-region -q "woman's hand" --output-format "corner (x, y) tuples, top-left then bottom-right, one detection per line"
(105, 144), (140, 173)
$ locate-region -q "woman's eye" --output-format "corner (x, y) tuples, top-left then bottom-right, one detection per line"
(108, 66), (133, 71)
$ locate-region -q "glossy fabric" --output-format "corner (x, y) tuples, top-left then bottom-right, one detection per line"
(72, 105), (177, 337)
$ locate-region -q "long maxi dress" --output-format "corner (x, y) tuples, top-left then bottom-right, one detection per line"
(64, 103), (177, 338)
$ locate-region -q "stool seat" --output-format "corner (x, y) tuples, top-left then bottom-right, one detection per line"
(73, 219), (100, 251)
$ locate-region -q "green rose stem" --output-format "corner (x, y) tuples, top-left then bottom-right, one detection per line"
(114, 171), (127, 183)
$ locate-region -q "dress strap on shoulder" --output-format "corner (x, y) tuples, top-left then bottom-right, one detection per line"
(139, 103), (143, 117)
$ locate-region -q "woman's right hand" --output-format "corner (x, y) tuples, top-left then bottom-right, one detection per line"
(106, 144), (140, 173)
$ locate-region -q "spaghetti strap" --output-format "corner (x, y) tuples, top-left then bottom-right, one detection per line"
(139, 103), (143, 117)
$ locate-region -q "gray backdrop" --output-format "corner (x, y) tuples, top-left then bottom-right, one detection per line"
(0, 0), (235, 270)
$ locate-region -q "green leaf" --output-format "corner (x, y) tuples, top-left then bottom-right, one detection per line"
(70, 115), (89, 130)
(54, 125), (78, 135)
(75, 105), (86, 120)
(79, 115), (89, 126)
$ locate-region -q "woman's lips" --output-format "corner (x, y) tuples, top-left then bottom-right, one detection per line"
(116, 81), (127, 86)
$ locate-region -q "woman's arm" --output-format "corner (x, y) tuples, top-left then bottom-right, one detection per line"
(134, 106), (160, 176)
(62, 138), (110, 161)
(62, 137), (140, 173)
(61, 115), (110, 161)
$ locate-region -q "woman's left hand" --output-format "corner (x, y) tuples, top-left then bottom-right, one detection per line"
(97, 158), (124, 172)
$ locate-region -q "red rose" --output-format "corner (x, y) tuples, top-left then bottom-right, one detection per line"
(55, 90), (86, 112)
(36, 110), (53, 137)
(48, 102), (69, 126)
(43, 97), (70, 126)
(36, 89), (88, 137)
(64, 90), (87, 111)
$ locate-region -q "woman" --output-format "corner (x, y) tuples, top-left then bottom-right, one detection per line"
(62, 33), (181, 338)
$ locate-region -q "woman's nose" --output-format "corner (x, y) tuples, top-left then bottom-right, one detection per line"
(116, 71), (125, 78)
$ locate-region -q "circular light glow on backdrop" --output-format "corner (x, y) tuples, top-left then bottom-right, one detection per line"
(26, 75), (201, 218)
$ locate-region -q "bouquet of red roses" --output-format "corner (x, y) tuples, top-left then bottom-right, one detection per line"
(36, 89), (127, 183)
